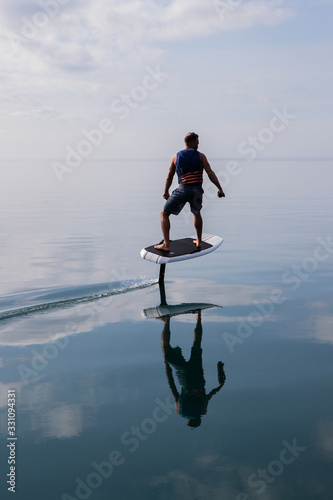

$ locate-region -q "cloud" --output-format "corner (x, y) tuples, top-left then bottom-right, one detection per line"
(0, 0), (296, 127)
(0, 0), (295, 75)
(43, 403), (84, 438)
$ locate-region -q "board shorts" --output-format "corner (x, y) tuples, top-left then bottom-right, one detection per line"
(164, 184), (204, 215)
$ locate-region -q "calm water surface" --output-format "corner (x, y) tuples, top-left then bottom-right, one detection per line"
(0, 161), (332, 500)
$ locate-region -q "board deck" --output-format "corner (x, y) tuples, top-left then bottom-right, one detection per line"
(140, 233), (223, 264)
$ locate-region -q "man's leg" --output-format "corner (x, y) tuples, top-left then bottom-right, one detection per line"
(193, 311), (203, 348)
(160, 317), (171, 357)
(193, 211), (202, 248)
(154, 210), (171, 251)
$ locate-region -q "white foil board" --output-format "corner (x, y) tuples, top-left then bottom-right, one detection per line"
(140, 233), (223, 264)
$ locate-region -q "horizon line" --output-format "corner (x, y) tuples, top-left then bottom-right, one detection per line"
(0, 157), (332, 163)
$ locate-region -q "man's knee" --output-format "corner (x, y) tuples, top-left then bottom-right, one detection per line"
(161, 209), (170, 218)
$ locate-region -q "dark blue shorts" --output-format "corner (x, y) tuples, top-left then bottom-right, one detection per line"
(164, 184), (204, 215)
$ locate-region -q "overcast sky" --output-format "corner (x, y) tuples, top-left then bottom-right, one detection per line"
(0, 0), (333, 161)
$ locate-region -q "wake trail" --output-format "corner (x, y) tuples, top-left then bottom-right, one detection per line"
(0, 279), (157, 321)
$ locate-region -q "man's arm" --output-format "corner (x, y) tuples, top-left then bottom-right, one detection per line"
(163, 156), (176, 200)
(164, 362), (179, 402)
(205, 362), (226, 406)
(200, 153), (225, 197)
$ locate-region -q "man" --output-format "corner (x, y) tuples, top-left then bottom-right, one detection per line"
(154, 132), (225, 252)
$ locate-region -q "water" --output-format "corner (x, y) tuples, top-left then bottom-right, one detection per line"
(0, 160), (333, 500)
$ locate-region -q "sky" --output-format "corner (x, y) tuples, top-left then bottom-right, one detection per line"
(0, 0), (333, 162)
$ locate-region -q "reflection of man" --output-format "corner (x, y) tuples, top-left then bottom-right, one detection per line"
(160, 311), (226, 428)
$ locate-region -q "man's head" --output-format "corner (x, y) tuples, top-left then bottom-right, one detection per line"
(184, 132), (199, 150)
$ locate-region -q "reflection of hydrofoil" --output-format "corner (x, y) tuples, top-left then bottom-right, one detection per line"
(143, 301), (221, 319)
(143, 263), (222, 317)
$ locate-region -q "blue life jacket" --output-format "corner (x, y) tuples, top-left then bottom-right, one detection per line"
(176, 149), (203, 185)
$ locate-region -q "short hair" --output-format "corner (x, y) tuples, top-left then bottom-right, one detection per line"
(184, 132), (199, 145)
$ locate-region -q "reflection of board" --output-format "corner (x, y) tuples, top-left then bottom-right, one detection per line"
(143, 302), (221, 319)
(140, 233), (223, 265)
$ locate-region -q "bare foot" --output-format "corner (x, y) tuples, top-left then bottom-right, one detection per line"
(193, 239), (202, 248)
(154, 243), (170, 252)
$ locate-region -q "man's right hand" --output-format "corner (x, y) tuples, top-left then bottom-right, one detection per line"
(217, 190), (225, 198)
(163, 192), (170, 200)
